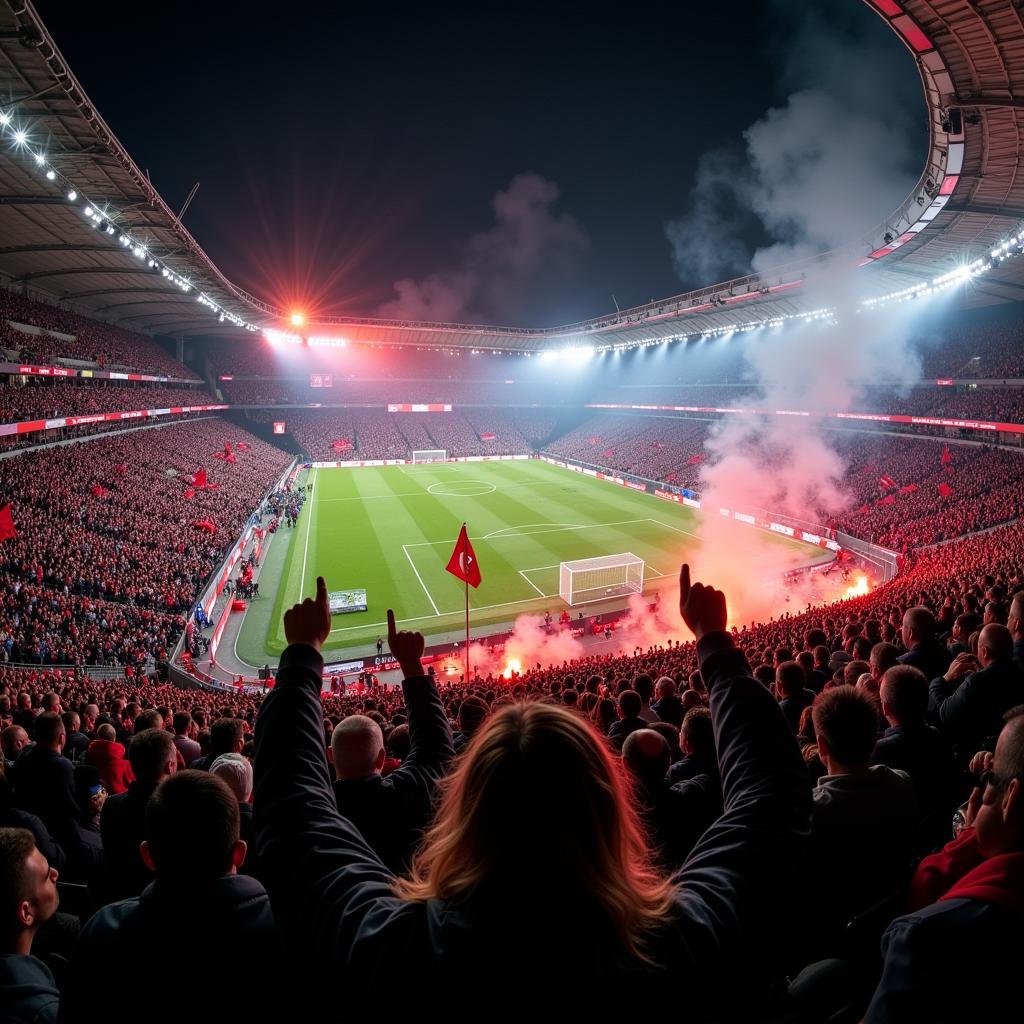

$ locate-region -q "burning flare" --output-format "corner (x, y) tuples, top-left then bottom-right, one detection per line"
(844, 575), (870, 600)
(502, 658), (522, 680)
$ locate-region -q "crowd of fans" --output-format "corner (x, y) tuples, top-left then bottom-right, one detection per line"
(0, 419), (290, 666)
(0, 381), (216, 424)
(1, 290), (196, 378)
(3, 518), (1024, 1018)
(254, 409), (555, 460)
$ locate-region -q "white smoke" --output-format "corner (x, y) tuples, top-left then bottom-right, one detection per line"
(377, 173), (588, 323)
(665, 3), (928, 622)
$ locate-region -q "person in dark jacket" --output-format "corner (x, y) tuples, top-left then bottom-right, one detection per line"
(1010, 591), (1024, 673)
(872, 665), (956, 844)
(99, 728), (177, 902)
(776, 661), (817, 733)
(253, 572), (812, 1018)
(10, 714), (79, 850)
(60, 713), (89, 763)
(190, 718), (245, 772)
(607, 689), (646, 751)
(651, 677), (684, 727)
(0, 827), (61, 1024)
(929, 624), (1024, 760)
(666, 705), (718, 786)
(899, 606), (953, 682)
(866, 707), (1024, 1022)
(623, 729), (721, 869)
(330, 670), (453, 873)
(62, 771), (280, 1023)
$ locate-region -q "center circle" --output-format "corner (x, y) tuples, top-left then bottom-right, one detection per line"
(427, 480), (497, 497)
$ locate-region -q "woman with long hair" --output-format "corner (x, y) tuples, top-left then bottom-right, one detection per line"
(254, 568), (811, 1017)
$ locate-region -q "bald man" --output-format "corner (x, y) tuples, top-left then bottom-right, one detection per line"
(329, 697), (453, 874)
(866, 709), (1024, 1022)
(929, 623), (1024, 759)
(899, 606), (952, 682)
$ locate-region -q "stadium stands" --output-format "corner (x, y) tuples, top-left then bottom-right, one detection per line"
(1, 290), (199, 378)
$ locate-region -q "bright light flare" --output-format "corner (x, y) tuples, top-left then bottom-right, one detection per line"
(502, 658), (523, 679)
(290, 311), (305, 327)
(844, 575), (870, 600)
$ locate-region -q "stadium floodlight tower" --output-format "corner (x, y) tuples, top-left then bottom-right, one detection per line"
(411, 449), (447, 464)
(559, 553), (645, 606)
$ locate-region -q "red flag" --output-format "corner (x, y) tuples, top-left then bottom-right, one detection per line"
(879, 475), (897, 490)
(226, 451), (236, 464)
(687, 454), (703, 465)
(938, 482), (953, 498)
(114, 463), (127, 476)
(941, 446), (953, 466)
(480, 432), (496, 442)
(183, 487), (196, 500)
(899, 483), (918, 494)
(601, 448), (616, 458)
(193, 469), (207, 488)
(0, 503), (16, 542)
(90, 484), (108, 498)
(332, 438), (354, 452)
(224, 443), (232, 455)
(445, 524), (482, 589)
(877, 494), (895, 506)
(236, 442), (251, 452)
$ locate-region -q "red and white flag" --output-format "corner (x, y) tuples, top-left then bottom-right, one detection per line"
(445, 524), (482, 589)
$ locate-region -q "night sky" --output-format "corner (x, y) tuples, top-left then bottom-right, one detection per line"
(34, 1), (924, 327)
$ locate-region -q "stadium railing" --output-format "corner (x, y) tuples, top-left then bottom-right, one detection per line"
(538, 451), (901, 582)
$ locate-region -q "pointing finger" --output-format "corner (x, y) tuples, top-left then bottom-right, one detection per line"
(680, 563), (691, 600)
(387, 608), (396, 639)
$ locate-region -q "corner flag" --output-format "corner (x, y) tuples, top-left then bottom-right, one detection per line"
(446, 523), (482, 588)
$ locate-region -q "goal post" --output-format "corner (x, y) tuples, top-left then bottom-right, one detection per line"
(411, 449), (447, 464)
(559, 553), (645, 607)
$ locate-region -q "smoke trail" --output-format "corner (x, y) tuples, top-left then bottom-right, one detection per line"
(664, 3), (927, 621)
(377, 173), (588, 323)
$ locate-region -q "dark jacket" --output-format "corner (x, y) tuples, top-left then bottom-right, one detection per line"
(61, 875), (280, 1022)
(331, 676), (453, 873)
(252, 637), (811, 1017)
(928, 659), (1024, 754)
(651, 693), (684, 727)
(63, 731), (90, 763)
(871, 723), (956, 830)
(0, 787), (66, 874)
(635, 773), (722, 870)
(666, 751), (718, 787)
(778, 689), (816, 733)
(607, 715), (646, 751)
(99, 780), (159, 901)
(900, 641), (952, 683)
(11, 746), (79, 846)
(0, 954), (59, 1024)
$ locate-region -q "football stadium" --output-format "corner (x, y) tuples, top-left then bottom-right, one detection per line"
(1, 0), (1024, 1019)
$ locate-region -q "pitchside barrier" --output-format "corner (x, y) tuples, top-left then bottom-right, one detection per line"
(538, 453), (900, 583)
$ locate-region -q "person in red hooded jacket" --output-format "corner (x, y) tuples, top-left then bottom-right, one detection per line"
(866, 705), (1024, 1022)
(84, 724), (134, 795)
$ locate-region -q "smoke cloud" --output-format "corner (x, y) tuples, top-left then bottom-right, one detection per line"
(377, 173), (588, 323)
(666, 3), (921, 286)
(665, 3), (927, 622)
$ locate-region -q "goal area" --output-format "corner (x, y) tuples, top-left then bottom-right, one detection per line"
(411, 449), (447, 464)
(559, 553), (645, 607)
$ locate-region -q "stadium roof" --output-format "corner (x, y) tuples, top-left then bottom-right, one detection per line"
(0, 0), (1022, 351)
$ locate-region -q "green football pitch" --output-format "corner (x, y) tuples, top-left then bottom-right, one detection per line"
(235, 459), (829, 662)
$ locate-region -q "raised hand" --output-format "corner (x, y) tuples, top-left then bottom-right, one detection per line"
(284, 575), (332, 651)
(387, 609), (425, 678)
(679, 563), (728, 642)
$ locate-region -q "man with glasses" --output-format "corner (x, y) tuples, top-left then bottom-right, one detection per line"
(866, 705), (1024, 1022)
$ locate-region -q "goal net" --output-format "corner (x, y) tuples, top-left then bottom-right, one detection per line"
(411, 449), (447, 464)
(559, 553), (645, 607)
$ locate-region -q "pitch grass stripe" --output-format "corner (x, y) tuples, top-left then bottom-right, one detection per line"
(298, 466), (318, 599)
(403, 544), (441, 615)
